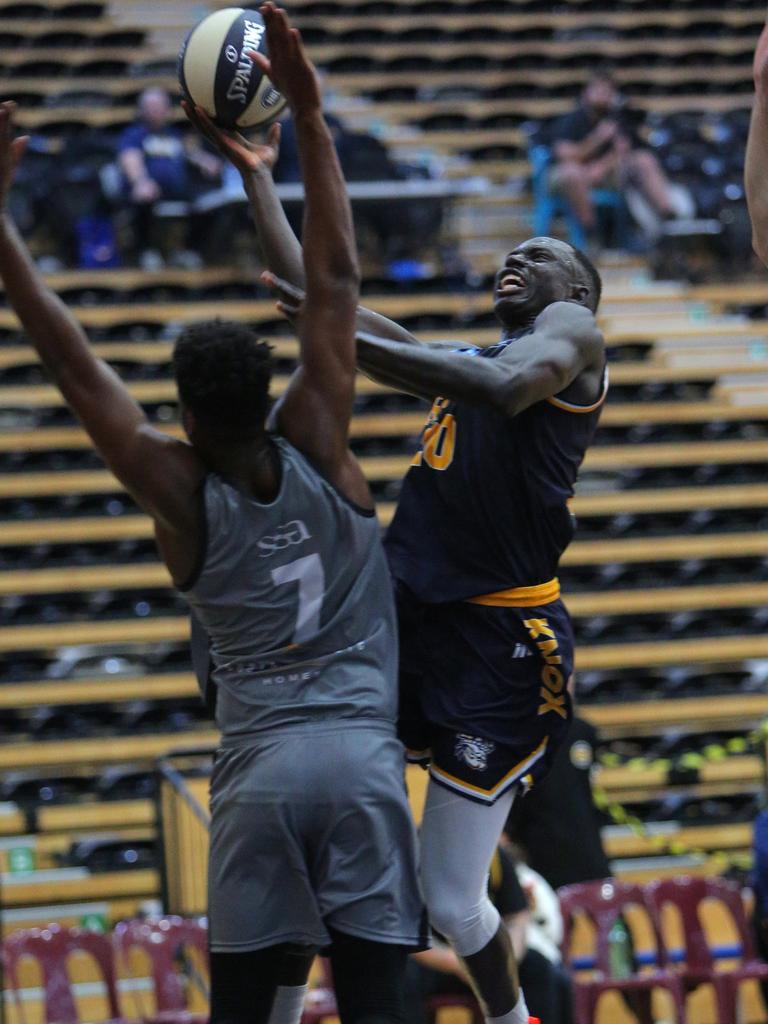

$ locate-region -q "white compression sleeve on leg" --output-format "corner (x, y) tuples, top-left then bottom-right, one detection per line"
(488, 991), (531, 1024)
(419, 779), (516, 957)
(267, 985), (308, 1024)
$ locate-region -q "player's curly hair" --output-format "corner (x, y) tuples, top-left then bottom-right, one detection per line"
(173, 319), (274, 441)
(570, 245), (602, 312)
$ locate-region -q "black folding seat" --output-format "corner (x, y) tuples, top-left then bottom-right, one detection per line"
(36, 592), (95, 624)
(0, 772), (93, 805)
(58, 2), (105, 15)
(96, 30), (144, 47)
(32, 30), (93, 49)
(416, 112), (472, 131)
(74, 58), (130, 77)
(118, 699), (207, 734)
(358, 0), (402, 12)
(558, 566), (605, 591)
(10, 57), (70, 76)
(0, 2), (47, 15)
(96, 766), (157, 800)
(296, 0), (347, 12)
(0, 595), (39, 626)
(0, 30), (26, 47)
(23, 707), (75, 740)
(64, 837), (157, 872)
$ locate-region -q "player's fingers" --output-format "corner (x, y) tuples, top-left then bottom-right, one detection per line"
(191, 104), (222, 142)
(10, 135), (29, 169)
(276, 300), (300, 320)
(246, 49), (271, 79)
(262, 270), (303, 301)
(265, 122), (281, 149)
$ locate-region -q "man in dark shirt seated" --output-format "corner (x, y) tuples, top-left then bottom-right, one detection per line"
(117, 88), (222, 268)
(548, 70), (679, 244)
(506, 711), (610, 891)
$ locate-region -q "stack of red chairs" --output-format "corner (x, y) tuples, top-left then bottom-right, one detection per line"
(559, 874), (768, 1024)
(2, 918), (209, 1024)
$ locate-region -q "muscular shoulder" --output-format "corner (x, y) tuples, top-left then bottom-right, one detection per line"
(535, 301), (603, 360)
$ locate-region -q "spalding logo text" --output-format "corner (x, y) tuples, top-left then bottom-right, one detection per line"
(226, 19), (265, 105)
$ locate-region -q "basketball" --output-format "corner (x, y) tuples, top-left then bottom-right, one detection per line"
(178, 8), (288, 131)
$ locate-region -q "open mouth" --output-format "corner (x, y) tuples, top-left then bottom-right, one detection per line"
(496, 270), (527, 296)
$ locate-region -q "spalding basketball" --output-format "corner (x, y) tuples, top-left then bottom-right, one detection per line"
(179, 8), (288, 130)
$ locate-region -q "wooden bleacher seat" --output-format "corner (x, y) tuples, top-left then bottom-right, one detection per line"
(1, 867), (159, 907)
(0, 730), (219, 769)
(0, 674), (197, 709)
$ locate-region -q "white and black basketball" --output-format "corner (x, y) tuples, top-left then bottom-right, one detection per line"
(179, 8), (287, 130)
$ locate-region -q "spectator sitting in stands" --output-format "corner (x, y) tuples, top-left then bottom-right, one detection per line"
(549, 70), (685, 246)
(117, 87), (222, 269)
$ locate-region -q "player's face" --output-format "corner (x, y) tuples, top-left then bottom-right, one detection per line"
(493, 237), (581, 326)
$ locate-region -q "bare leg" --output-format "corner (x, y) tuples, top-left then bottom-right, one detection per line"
(625, 149), (676, 217)
(552, 160), (596, 230)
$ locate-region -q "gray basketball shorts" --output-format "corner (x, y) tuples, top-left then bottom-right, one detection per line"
(207, 724), (427, 953)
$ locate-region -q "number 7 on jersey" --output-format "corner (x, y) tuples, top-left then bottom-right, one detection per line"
(271, 553), (326, 644)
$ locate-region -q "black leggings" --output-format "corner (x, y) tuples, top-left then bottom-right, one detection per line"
(210, 928), (408, 1024)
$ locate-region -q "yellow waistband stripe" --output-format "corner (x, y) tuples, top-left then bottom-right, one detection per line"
(466, 577), (560, 607)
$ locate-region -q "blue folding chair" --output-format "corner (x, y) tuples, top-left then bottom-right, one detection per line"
(529, 143), (629, 249)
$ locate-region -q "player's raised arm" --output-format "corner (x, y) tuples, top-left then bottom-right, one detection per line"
(0, 102), (202, 534)
(183, 93), (422, 347)
(356, 301), (603, 415)
(746, 19), (768, 266)
(247, 4), (371, 506)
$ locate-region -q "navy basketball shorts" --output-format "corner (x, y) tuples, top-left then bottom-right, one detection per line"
(396, 583), (574, 805)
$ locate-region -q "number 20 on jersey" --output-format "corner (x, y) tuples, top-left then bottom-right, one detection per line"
(411, 397), (456, 471)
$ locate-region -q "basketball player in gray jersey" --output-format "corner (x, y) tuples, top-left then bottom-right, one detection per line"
(0, 6), (424, 1024)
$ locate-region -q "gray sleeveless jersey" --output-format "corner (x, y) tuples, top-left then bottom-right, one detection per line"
(182, 437), (398, 740)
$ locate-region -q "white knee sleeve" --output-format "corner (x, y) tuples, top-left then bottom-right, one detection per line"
(426, 888), (501, 958)
(419, 781), (516, 958)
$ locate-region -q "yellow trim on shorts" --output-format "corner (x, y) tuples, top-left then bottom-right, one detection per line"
(430, 736), (549, 798)
(466, 578), (560, 608)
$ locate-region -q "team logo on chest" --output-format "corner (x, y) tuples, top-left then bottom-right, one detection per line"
(454, 733), (496, 771)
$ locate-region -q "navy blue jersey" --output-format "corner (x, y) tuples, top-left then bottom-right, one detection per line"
(385, 332), (607, 602)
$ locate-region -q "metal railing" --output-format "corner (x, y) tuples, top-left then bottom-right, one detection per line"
(157, 749), (214, 918)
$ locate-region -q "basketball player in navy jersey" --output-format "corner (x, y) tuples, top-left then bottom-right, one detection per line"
(747, 14), (768, 265)
(186, 103), (604, 1024)
(0, 7), (426, 1023)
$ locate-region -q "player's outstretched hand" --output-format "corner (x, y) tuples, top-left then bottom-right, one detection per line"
(182, 100), (281, 175)
(248, 3), (321, 116)
(261, 270), (305, 326)
(0, 103), (28, 210)
(754, 20), (768, 99)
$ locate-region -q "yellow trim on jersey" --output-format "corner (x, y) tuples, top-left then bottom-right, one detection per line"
(546, 367), (609, 414)
(466, 578), (560, 608)
(431, 736), (549, 798)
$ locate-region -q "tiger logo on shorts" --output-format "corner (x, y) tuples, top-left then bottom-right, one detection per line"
(454, 734), (496, 771)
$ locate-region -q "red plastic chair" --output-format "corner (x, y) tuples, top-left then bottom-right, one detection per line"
(645, 875), (768, 1023)
(113, 917), (209, 1024)
(2, 923), (132, 1024)
(559, 879), (687, 1024)
(425, 992), (483, 1024)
